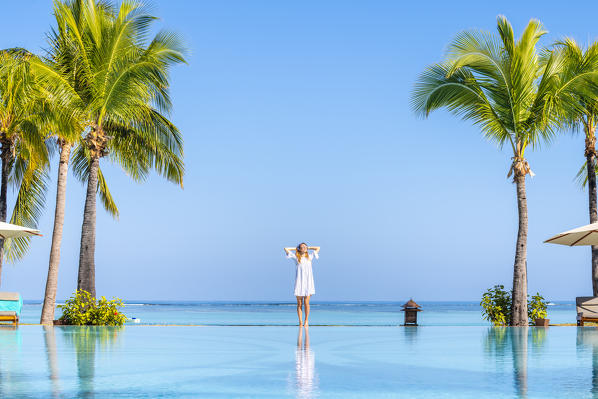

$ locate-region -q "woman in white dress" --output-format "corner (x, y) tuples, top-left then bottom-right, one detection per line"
(284, 243), (320, 327)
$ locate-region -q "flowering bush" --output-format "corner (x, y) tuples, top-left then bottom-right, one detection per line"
(58, 290), (128, 326)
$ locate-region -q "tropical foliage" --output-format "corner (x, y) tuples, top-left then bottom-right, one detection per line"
(481, 285), (512, 326)
(29, 0), (185, 323)
(481, 285), (549, 326)
(546, 39), (598, 295)
(37, 0), (186, 300)
(32, 19), (87, 324)
(58, 289), (128, 326)
(0, 49), (52, 263)
(412, 16), (565, 325)
(528, 293), (548, 321)
(4, 2), (598, 328)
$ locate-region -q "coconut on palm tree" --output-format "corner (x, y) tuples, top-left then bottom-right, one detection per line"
(412, 16), (562, 325)
(32, 0), (124, 323)
(45, 0), (185, 299)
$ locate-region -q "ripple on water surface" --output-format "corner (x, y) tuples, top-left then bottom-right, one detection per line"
(0, 325), (596, 398)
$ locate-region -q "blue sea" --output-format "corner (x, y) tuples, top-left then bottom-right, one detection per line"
(20, 300), (579, 326)
(3, 301), (596, 398)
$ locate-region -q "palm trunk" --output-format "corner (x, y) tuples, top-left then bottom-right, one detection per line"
(0, 140), (11, 287)
(585, 126), (598, 296)
(77, 155), (99, 299)
(40, 141), (72, 325)
(511, 174), (529, 326)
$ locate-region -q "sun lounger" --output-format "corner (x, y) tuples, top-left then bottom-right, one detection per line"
(0, 292), (22, 325)
(576, 297), (598, 326)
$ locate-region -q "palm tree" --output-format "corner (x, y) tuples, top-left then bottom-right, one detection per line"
(412, 16), (562, 326)
(0, 49), (50, 286)
(33, 13), (88, 325)
(32, 105), (83, 323)
(548, 39), (598, 295)
(39, 137), (72, 325)
(33, 3), (121, 324)
(48, 0), (185, 299)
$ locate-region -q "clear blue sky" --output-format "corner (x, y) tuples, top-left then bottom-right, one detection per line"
(0, 0), (597, 301)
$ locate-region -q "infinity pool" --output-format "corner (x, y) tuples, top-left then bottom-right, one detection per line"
(19, 301), (580, 326)
(1, 325), (597, 398)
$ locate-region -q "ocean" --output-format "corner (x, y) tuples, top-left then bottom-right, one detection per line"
(20, 300), (578, 325)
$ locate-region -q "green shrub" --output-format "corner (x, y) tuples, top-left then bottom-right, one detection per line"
(480, 285), (549, 326)
(528, 293), (548, 321)
(58, 290), (128, 326)
(481, 285), (512, 326)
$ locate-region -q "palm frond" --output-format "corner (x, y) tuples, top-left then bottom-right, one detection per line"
(5, 164), (49, 262)
(575, 161), (589, 188)
(411, 16), (565, 163)
(97, 166), (118, 218)
(0, 44), (55, 262)
(50, 0), (185, 222)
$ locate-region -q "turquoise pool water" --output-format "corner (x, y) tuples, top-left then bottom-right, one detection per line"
(20, 301), (579, 326)
(1, 325), (598, 398)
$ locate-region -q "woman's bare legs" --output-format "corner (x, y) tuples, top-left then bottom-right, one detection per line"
(296, 296), (304, 326)
(304, 295), (311, 327)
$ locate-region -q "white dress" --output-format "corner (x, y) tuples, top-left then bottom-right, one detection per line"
(287, 251), (318, 297)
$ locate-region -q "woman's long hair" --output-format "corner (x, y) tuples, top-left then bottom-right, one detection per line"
(296, 242), (308, 263)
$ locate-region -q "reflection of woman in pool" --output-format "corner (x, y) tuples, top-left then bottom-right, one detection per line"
(295, 327), (317, 399)
(284, 243), (320, 327)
